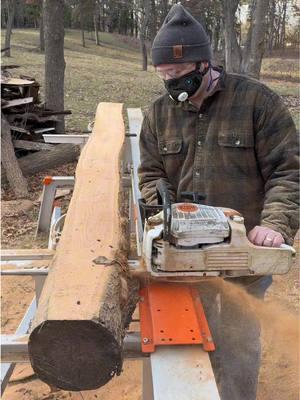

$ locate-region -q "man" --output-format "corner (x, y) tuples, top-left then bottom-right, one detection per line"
(138, 4), (299, 400)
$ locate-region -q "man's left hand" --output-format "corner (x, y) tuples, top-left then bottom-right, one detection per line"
(247, 226), (284, 247)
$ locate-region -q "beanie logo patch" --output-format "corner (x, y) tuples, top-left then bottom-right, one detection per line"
(173, 45), (183, 59)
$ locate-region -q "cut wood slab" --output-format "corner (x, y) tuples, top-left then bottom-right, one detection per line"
(1, 97), (33, 109)
(1, 78), (35, 86)
(28, 103), (139, 391)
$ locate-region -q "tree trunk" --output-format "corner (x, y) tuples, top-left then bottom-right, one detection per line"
(149, 0), (157, 41)
(222, 0), (241, 73)
(94, 2), (100, 45)
(15, 0), (25, 28)
(160, 0), (169, 25)
(28, 103), (138, 391)
(80, 0), (85, 47)
(241, 0), (269, 79)
(267, 0), (276, 54)
(4, 0), (17, 57)
(140, 39), (148, 71)
(1, 144), (80, 184)
(279, 0), (287, 50)
(140, 0), (150, 71)
(44, 0), (65, 133)
(1, 114), (29, 198)
(39, 10), (45, 52)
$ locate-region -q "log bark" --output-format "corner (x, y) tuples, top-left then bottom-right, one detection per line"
(1, 114), (29, 198)
(1, 143), (80, 184)
(13, 140), (54, 151)
(28, 103), (139, 391)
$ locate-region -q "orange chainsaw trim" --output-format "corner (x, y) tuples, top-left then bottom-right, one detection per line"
(139, 283), (215, 353)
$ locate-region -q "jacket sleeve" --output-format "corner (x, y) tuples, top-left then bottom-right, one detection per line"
(138, 112), (176, 204)
(255, 92), (299, 245)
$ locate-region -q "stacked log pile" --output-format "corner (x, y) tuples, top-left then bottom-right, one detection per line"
(1, 66), (79, 197)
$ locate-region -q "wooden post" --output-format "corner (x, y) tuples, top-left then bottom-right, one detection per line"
(28, 103), (138, 391)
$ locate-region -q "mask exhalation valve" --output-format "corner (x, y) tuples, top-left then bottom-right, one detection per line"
(178, 92), (189, 102)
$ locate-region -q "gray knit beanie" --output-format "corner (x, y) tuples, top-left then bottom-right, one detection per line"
(151, 4), (212, 66)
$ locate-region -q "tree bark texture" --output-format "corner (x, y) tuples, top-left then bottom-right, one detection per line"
(140, 0), (150, 71)
(28, 103), (139, 391)
(241, 0), (269, 79)
(222, 0), (241, 73)
(80, 0), (86, 47)
(1, 113), (29, 198)
(39, 9), (45, 52)
(44, 0), (65, 133)
(1, 143), (80, 184)
(94, 1), (100, 45)
(4, 0), (17, 57)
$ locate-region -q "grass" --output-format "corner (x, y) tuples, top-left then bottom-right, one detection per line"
(1, 28), (299, 131)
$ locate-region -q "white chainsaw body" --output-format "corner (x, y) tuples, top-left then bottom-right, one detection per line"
(142, 203), (295, 278)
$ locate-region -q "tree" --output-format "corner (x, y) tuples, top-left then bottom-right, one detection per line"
(39, 0), (45, 52)
(139, 0), (150, 70)
(221, 0), (241, 71)
(222, 0), (270, 79)
(44, 0), (65, 133)
(241, 0), (270, 78)
(1, 114), (29, 198)
(94, 0), (101, 45)
(4, 0), (17, 57)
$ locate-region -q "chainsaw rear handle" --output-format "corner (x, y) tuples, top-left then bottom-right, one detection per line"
(156, 179), (172, 241)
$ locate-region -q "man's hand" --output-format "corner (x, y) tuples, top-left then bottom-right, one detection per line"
(248, 226), (284, 247)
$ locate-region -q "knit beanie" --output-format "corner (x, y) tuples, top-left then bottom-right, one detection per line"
(151, 4), (212, 66)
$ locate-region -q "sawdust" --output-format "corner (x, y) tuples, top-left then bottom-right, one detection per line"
(211, 278), (300, 400)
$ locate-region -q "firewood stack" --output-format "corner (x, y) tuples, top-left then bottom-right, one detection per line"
(1, 65), (71, 157)
(1, 65), (80, 199)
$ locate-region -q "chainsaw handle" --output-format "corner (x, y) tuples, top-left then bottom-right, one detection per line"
(156, 179), (171, 241)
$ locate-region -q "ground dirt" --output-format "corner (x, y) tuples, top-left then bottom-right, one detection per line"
(1, 30), (299, 399)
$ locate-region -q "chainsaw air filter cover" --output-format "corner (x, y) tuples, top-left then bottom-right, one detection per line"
(170, 203), (230, 246)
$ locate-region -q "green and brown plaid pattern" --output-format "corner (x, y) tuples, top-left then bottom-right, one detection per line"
(138, 70), (299, 244)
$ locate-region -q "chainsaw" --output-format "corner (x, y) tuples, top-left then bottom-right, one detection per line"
(139, 179), (296, 279)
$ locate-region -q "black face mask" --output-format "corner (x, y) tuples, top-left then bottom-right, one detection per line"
(164, 66), (208, 102)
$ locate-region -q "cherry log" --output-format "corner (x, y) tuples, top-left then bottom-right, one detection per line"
(28, 103), (138, 390)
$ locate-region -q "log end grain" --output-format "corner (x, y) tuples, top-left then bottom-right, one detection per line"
(28, 320), (122, 391)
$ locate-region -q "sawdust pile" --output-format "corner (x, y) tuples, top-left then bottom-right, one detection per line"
(212, 278), (299, 400)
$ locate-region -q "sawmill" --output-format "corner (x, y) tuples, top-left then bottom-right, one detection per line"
(1, 103), (296, 399)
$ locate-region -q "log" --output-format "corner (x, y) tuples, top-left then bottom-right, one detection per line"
(28, 103), (139, 391)
(1, 143), (80, 184)
(13, 140), (55, 151)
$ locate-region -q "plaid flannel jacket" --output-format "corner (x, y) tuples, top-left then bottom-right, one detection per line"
(138, 69), (299, 244)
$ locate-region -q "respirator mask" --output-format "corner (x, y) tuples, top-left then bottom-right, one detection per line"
(164, 63), (209, 102)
